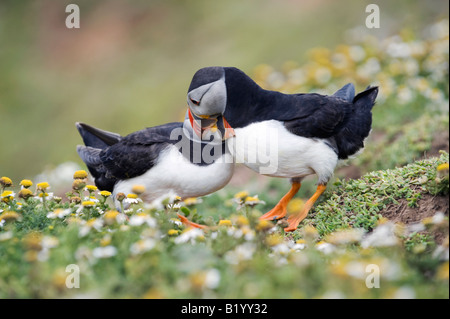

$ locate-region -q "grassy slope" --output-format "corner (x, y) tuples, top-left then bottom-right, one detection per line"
(0, 153), (447, 298)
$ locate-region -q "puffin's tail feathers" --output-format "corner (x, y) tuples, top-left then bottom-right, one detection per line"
(353, 86), (379, 110)
(332, 83), (355, 102)
(335, 86), (379, 160)
(76, 122), (121, 149)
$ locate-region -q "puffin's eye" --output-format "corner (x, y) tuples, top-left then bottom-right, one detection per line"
(190, 97), (200, 106)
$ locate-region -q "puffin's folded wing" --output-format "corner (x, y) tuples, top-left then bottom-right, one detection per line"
(280, 95), (350, 139)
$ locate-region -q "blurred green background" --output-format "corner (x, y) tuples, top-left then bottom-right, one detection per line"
(0, 0), (448, 183)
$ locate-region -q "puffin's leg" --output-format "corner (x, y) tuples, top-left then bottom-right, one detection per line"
(177, 213), (207, 229)
(259, 181), (301, 221)
(284, 184), (327, 232)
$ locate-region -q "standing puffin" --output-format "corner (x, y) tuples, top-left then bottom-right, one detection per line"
(186, 66), (378, 232)
(76, 112), (235, 228)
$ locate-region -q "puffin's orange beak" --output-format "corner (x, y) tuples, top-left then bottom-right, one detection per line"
(188, 109), (235, 140)
(188, 109), (202, 139)
(222, 116), (235, 139)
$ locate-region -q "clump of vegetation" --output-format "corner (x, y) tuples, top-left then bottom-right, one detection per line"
(0, 153), (448, 298)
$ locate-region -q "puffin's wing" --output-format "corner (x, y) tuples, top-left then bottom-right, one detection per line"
(99, 122), (183, 180)
(279, 94), (351, 139)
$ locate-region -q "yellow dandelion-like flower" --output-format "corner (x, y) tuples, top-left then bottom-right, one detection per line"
(131, 184), (146, 195)
(99, 190), (111, 197)
(255, 219), (274, 231)
(234, 191), (249, 200)
(287, 198), (304, 214)
(19, 179), (33, 188)
(18, 188), (33, 200)
(104, 210), (119, 221)
(23, 232), (43, 250)
(265, 233), (284, 246)
(235, 215), (249, 226)
(183, 197), (200, 206)
(116, 192), (126, 201)
(168, 229), (179, 236)
(436, 262), (449, 280)
(0, 211), (21, 223)
(81, 200), (95, 207)
(437, 163), (449, 178)
(85, 185), (98, 192)
(36, 182), (50, 191)
(73, 170), (88, 179)
(218, 220), (233, 227)
(0, 177), (13, 187)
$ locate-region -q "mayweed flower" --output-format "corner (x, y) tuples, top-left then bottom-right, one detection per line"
(130, 238), (156, 255)
(174, 228), (205, 244)
(243, 195), (265, 207)
(315, 241), (336, 254)
(182, 197), (202, 206)
(103, 210), (120, 225)
(169, 218), (182, 227)
(78, 218), (103, 237)
(73, 170), (88, 180)
(224, 242), (256, 265)
(189, 269), (221, 290)
(1, 190), (15, 203)
(0, 177), (13, 188)
(82, 200), (95, 208)
(128, 213), (157, 227)
(234, 190), (249, 200)
(19, 179), (33, 189)
(124, 193), (142, 205)
(361, 222), (399, 248)
(92, 245), (117, 259)
(47, 209), (72, 219)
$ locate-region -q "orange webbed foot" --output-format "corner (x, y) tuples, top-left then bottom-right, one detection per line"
(177, 213), (207, 229)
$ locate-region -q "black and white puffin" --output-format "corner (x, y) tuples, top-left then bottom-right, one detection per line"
(76, 111), (235, 228)
(186, 66), (378, 232)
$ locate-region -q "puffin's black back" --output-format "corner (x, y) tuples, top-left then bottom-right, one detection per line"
(221, 67), (378, 160)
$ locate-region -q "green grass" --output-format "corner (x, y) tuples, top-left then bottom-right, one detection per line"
(0, 153), (448, 298)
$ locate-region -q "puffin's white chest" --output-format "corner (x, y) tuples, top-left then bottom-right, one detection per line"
(228, 120), (338, 182)
(113, 145), (234, 204)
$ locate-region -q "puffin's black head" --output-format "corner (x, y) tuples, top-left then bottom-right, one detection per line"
(187, 67), (226, 118)
(187, 66), (239, 140)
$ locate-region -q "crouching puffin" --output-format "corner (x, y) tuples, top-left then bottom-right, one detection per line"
(186, 66), (378, 232)
(76, 112), (235, 228)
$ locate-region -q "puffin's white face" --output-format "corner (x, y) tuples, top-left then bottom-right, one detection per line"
(187, 77), (226, 118)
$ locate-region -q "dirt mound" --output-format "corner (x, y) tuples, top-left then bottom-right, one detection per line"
(380, 194), (449, 243)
